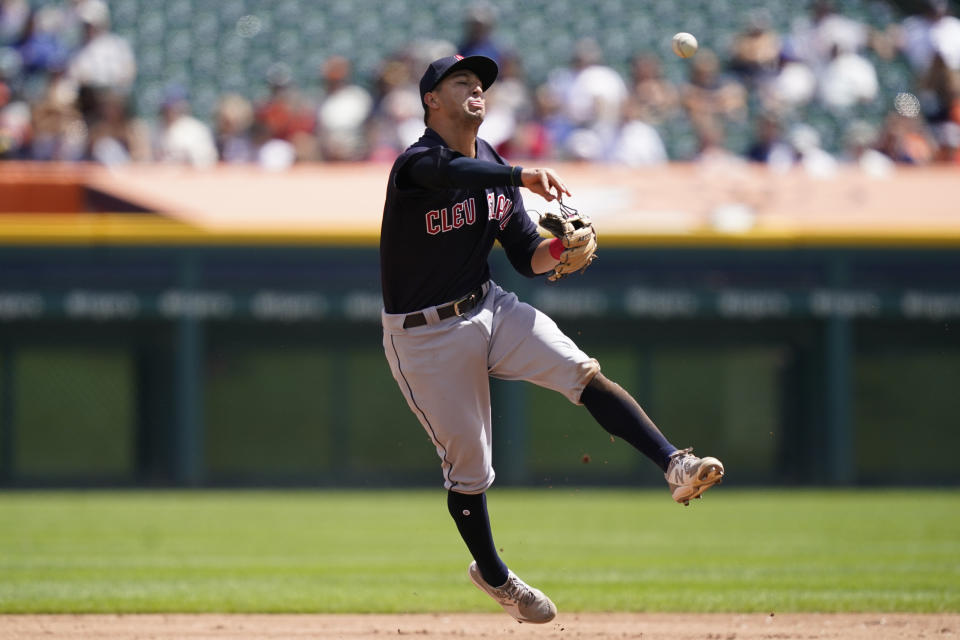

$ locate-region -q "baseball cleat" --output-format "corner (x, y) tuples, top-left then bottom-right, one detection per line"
(665, 447), (724, 505)
(468, 561), (557, 624)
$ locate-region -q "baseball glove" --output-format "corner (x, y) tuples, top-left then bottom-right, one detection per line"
(538, 201), (597, 281)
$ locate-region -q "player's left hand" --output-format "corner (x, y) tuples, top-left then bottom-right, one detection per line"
(521, 168), (571, 202)
(538, 202), (597, 281)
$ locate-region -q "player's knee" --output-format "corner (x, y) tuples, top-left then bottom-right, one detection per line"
(447, 471), (494, 495)
(582, 371), (620, 398)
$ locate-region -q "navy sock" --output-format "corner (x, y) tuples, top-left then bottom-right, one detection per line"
(580, 373), (677, 472)
(447, 490), (509, 588)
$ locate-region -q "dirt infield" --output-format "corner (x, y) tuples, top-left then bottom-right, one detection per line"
(1, 613), (957, 639)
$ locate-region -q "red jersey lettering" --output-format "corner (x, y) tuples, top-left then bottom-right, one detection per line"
(488, 193), (514, 230)
(465, 198), (476, 225)
(425, 209), (441, 235)
(424, 198), (478, 235)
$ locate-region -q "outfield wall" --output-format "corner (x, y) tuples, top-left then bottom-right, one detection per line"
(1, 237), (957, 488)
(2, 163), (958, 487)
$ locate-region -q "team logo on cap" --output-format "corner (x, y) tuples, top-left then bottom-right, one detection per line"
(454, 55), (464, 60)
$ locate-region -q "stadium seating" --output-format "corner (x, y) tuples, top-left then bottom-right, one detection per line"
(32, 0), (917, 157)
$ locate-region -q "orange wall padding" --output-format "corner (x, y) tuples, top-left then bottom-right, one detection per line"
(0, 163), (98, 213)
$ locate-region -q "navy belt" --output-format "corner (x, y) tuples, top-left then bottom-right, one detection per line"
(403, 284), (488, 329)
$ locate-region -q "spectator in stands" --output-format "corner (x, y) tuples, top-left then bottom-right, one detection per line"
(917, 51), (960, 155)
(0, 84), (29, 159)
(895, 0), (960, 73)
(728, 9), (783, 88)
(495, 83), (555, 160)
(547, 37), (629, 161)
(367, 56), (423, 160)
(254, 62), (317, 162)
(788, 0), (872, 71)
(935, 119), (960, 164)
(27, 64), (85, 161)
(458, 2), (505, 65)
(876, 111), (937, 164)
(252, 120), (297, 171)
(214, 93), (256, 164)
(680, 49), (747, 152)
(86, 88), (151, 165)
(610, 97), (668, 167)
(692, 118), (742, 167)
(479, 52), (532, 153)
(788, 122), (838, 177)
(745, 112), (796, 169)
(155, 84), (218, 168)
(817, 42), (879, 113)
(757, 47), (817, 116)
(627, 52), (679, 126)
(840, 119), (894, 176)
(17, 6), (70, 78)
(66, 0), (136, 123)
(315, 55), (372, 161)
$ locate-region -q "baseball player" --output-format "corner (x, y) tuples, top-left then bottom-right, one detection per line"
(380, 54), (724, 624)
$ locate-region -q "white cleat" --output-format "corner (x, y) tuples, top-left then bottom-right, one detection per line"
(665, 447), (724, 505)
(468, 561), (557, 624)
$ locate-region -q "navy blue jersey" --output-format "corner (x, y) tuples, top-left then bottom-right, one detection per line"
(380, 128), (542, 314)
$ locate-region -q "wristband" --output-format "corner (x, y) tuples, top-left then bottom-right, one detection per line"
(510, 165), (523, 187)
(549, 237), (565, 260)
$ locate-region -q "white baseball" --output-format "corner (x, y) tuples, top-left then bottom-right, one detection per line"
(672, 32), (698, 58)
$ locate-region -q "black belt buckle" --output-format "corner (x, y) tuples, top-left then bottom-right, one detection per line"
(453, 291), (477, 316)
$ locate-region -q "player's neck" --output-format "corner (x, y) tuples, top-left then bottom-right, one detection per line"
(430, 121), (480, 158)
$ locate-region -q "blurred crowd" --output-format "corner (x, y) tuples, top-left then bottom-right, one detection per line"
(1, 0), (959, 170)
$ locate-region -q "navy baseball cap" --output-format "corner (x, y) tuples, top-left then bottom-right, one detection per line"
(419, 54), (499, 107)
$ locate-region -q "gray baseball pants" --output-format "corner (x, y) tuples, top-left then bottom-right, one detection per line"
(382, 280), (600, 494)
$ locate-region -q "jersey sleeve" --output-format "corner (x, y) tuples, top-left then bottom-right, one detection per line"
(497, 190), (544, 279)
(398, 148), (523, 191)
(392, 147), (451, 192)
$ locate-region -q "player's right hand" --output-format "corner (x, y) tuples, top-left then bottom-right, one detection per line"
(521, 168), (571, 202)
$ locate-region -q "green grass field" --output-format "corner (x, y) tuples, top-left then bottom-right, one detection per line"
(0, 489), (957, 614)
